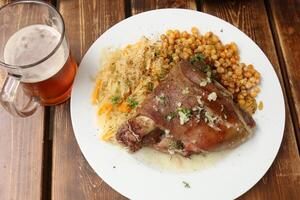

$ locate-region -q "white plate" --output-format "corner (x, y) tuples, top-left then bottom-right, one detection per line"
(70, 9), (285, 200)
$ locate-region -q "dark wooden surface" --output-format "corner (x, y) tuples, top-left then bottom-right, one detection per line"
(51, 1), (126, 199)
(268, 0), (300, 147)
(0, 1), (46, 200)
(0, 0), (299, 199)
(202, 1), (300, 199)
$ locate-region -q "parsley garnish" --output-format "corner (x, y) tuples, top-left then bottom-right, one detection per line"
(202, 65), (211, 73)
(190, 53), (205, 64)
(166, 112), (177, 121)
(177, 107), (192, 125)
(169, 140), (184, 150)
(156, 93), (166, 104)
(182, 181), (191, 188)
(127, 98), (138, 109)
(110, 95), (121, 105)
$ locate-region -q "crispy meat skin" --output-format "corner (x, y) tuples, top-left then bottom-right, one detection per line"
(116, 61), (255, 156)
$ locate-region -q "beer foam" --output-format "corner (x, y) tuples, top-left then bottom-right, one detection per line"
(4, 25), (69, 83)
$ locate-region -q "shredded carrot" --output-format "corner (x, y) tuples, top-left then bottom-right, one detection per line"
(91, 80), (102, 104)
(101, 130), (114, 141)
(98, 102), (113, 115)
(118, 102), (131, 113)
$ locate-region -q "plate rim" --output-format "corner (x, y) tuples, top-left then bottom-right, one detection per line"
(70, 8), (286, 200)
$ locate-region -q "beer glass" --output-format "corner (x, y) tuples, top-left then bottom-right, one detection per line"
(0, 0), (77, 117)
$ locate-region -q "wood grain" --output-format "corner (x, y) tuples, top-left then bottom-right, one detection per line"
(268, 0), (300, 147)
(202, 0), (300, 199)
(0, 1), (45, 200)
(51, 0), (300, 200)
(52, 1), (126, 199)
(131, 0), (196, 14)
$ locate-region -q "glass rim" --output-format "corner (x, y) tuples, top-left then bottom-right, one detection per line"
(0, 0), (65, 69)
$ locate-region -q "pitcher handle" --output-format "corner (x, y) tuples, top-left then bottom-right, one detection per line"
(0, 74), (39, 117)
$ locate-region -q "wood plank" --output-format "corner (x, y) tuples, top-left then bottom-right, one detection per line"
(268, 0), (300, 147)
(52, 1), (126, 199)
(0, 1), (46, 200)
(131, 0), (196, 14)
(202, 0), (300, 199)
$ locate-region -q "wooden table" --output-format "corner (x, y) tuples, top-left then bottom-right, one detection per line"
(0, 0), (299, 199)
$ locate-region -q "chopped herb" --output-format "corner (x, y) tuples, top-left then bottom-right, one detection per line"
(154, 50), (160, 57)
(206, 70), (212, 78)
(166, 112), (177, 121)
(196, 96), (204, 106)
(127, 98), (138, 109)
(155, 93), (166, 104)
(206, 77), (212, 83)
(176, 102), (182, 107)
(177, 107), (192, 125)
(207, 92), (217, 102)
(169, 140), (184, 150)
(147, 82), (154, 92)
(202, 65), (211, 73)
(182, 181), (191, 188)
(110, 95), (121, 105)
(182, 87), (189, 95)
(192, 106), (204, 113)
(205, 111), (218, 127)
(199, 79), (208, 87)
(190, 53), (205, 64)
(152, 105), (158, 111)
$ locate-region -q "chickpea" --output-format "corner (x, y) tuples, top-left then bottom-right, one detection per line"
(160, 34), (167, 41)
(191, 27), (199, 35)
(175, 48), (181, 54)
(217, 67), (225, 73)
(244, 72), (252, 78)
(220, 52), (226, 58)
(235, 68), (242, 76)
(174, 30), (180, 38)
(204, 31), (212, 38)
(226, 50), (233, 57)
(168, 38), (174, 45)
(228, 88), (235, 94)
(182, 31), (188, 38)
(230, 57), (237, 64)
(157, 28), (260, 114)
(214, 60), (221, 67)
(250, 91), (257, 97)
(166, 30), (173, 36)
(211, 54), (218, 60)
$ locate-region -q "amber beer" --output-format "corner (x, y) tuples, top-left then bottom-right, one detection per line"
(22, 55), (77, 105)
(4, 24), (77, 106)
